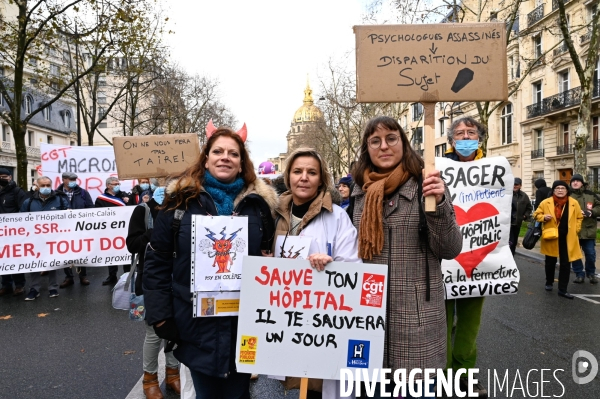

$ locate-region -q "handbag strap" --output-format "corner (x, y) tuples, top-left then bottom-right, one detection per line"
(124, 253), (138, 292)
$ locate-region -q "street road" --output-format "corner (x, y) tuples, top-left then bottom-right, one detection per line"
(0, 255), (599, 399)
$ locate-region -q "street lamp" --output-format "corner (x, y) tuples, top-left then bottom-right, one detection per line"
(439, 102), (464, 122)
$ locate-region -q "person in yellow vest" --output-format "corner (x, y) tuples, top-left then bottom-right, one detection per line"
(533, 180), (583, 299)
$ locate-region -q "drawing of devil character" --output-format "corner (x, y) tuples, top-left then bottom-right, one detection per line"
(199, 226), (246, 273)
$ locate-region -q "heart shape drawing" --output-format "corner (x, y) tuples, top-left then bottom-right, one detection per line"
(454, 203), (500, 278)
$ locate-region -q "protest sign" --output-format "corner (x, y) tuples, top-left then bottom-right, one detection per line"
(274, 236), (311, 259)
(193, 291), (240, 317)
(235, 257), (387, 380)
(113, 134), (200, 179)
(436, 156), (519, 299)
(191, 215), (248, 292)
(41, 144), (134, 201)
(0, 207), (134, 275)
(353, 23), (507, 103)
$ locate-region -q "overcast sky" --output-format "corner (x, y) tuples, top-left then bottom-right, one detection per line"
(163, 0), (370, 167)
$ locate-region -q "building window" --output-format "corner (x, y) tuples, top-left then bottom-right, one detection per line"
(412, 103), (423, 121)
(50, 64), (60, 77)
(98, 107), (107, 120)
(533, 35), (542, 60)
(439, 119), (445, 137)
(98, 76), (107, 86)
(1, 125), (7, 142)
(435, 143), (447, 157)
(593, 116), (599, 147)
(43, 106), (51, 122)
(412, 127), (423, 145)
(98, 93), (107, 104)
(532, 81), (542, 104)
(501, 103), (513, 144)
(535, 129), (543, 150)
(559, 70), (569, 93)
(64, 111), (71, 128)
(591, 167), (600, 191)
(47, 135), (53, 144)
(27, 131), (33, 146)
(562, 123), (570, 146)
(25, 96), (33, 114)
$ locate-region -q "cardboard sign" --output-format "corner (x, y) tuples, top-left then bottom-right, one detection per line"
(436, 156), (519, 298)
(235, 257), (387, 380)
(354, 23), (508, 102)
(0, 207), (135, 275)
(113, 134), (200, 179)
(41, 144), (135, 201)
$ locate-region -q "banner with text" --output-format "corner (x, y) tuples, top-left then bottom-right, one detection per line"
(41, 144), (135, 201)
(235, 257), (387, 380)
(0, 207), (134, 275)
(436, 156), (519, 299)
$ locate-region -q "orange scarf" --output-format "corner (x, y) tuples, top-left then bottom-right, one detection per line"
(552, 195), (568, 221)
(358, 164), (410, 259)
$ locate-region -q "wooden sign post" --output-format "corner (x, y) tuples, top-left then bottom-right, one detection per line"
(354, 23), (508, 211)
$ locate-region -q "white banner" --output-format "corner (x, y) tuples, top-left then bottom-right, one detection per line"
(41, 144), (135, 201)
(235, 257), (387, 380)
(0, 207), (134, 275)
(436, 156), (519, 299)
(274, 236), (311, 259)
(191, 215), (248, 292)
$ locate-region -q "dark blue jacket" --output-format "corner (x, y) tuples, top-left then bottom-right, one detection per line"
(0, 181), (26, 214)
(56, 184), (94, 209)
(20, 190), (69, 212)
(143, 179), (277, 377)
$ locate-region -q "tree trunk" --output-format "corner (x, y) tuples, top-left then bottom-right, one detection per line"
(574, 85), (592, 175)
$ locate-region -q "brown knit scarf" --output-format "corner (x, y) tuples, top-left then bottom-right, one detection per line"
(358, 164), (410, 259)
(552, 194), (568, 221)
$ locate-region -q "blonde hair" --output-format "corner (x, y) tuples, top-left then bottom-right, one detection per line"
(283, 148), (333, 193)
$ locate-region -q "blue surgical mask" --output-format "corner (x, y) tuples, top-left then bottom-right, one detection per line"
(454, 140), (479, 158)
(68, 181), (77, 188)
(39, 187), (51, 196)
(150, 184), (157, 191)
(140, 183), (149, 191)
(113, 185), (121, 194)
(153, 187), (165, 205)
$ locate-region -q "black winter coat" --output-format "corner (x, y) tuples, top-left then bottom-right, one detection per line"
(56, 185), (94, 209)
(126, 199), (159, 296)
(20, 190), (69, 212)
(0, 181), (26, 214)
(535, 187), (552, 209)
(143, 178), (278, 377)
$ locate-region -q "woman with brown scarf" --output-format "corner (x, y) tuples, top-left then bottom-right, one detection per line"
(347, 116), (462, 398)
(533, 180), (583, 299)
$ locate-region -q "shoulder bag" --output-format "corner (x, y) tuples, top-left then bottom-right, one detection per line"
(522, 220), (542, 249)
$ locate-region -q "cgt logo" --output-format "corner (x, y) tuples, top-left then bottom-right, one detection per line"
(572, 350), (599, 385)
(360, 273), (385, 307)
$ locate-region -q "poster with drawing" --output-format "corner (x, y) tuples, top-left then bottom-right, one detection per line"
(191, 215), (248, 292)
(436, 156), (519, 299)
(274, 235), (312, 259)
(193, 291), (240, 317)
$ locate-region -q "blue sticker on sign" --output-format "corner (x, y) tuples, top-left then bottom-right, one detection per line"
(347, 339), (370, 368)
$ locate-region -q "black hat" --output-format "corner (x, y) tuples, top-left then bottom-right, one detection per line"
(0, 167), (11, 176)
(514, 178), (522, 185)
(552, 180), (569, 191)
(571, 174), (585, 185)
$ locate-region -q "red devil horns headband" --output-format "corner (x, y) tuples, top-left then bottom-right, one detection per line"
(205, 119), (247, 143)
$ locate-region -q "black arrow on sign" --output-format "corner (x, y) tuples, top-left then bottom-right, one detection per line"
(429, 43), (438, 54)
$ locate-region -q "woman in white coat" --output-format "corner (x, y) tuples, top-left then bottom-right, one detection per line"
(273, 147), (360, 399)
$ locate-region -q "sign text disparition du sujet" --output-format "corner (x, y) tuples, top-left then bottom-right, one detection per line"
(354, 23), (508, 103)
(113, 133), (201, 179)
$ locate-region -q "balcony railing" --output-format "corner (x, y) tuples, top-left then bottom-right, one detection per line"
(553, 42), (569, 57)
(587, 140), (600, 151)
(556, 144), (574, 155)
(1, 141), (11, 152)
(526, 80), (600, 119)
(528, 4), (544, 27)
(26, 146), (40, 157)
(552, 0), (572, 12)
(581, 30), (592, 44)
(531, 149), (545, 159)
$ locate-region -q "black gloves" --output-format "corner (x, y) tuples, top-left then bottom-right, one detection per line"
(153, 318), (180, 343)
(584, 210), (593, 218)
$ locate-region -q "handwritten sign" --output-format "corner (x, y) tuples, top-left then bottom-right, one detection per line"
(436, 156), (519, 298)
(41, 144), (134, 201)
(354, 23), (507, 102)
(235, 257), (387, 380)
(113, 134), (200, 179)
(0, 207), (134, 275)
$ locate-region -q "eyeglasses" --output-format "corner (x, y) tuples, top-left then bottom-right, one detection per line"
(554, 187), (567, 191)
(368, 134), (401, 149)
(454, 130), (479, 139)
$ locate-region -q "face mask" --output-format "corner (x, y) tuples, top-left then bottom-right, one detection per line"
(113, 185), (121, 194)
(39, 187), (52, 196)
(150, 184), (157, 191)
(140, 183), (149, 191)
(0, 179), (8, 187)
(454, 140), (479, 158)
(68, 181), (77, 188)
(153, 187), (165, 205)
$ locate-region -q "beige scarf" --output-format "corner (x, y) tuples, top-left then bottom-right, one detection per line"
(358, 164), (410, 259)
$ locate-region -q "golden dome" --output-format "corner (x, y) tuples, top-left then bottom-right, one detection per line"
(293, 79), (323, 123)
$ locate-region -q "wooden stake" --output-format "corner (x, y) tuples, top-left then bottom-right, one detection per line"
(423, 102), (437, 212)
(299, 377), (309, 399)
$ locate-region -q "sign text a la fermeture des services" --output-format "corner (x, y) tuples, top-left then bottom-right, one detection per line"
(236, 257), (388, 380)
(354, 23), (508, 103)
(113, 133), (201, 179)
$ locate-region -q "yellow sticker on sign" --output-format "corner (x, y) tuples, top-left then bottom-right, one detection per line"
(239, 335), (258, 364)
